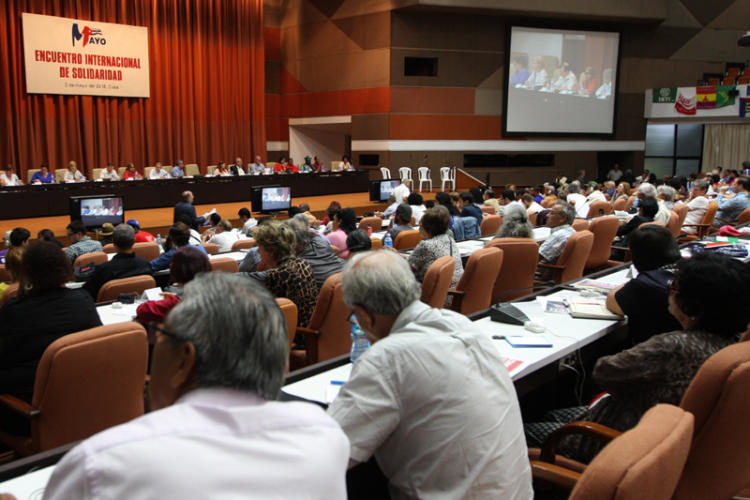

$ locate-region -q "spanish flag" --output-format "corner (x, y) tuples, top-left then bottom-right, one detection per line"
(696, 86), (716, 109)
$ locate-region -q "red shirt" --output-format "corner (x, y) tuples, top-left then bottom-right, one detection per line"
(136, 294), (180, 325)
(274, 163), (285, 173)
(123, 170), (142, 180)
(134, 231), (155, 243)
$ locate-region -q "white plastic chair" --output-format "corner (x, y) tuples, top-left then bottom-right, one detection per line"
(380, 167), (391, 179)
(399, 167), (413, 183)
(440, 167), (455, 191)
(417, 167), (432, 192)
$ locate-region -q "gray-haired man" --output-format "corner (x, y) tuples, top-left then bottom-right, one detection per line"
(328, 251), (532, 500)
(44, 273), (350, 499)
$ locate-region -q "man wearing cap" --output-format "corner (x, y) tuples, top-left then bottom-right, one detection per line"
(127, 219), (156, 243)
(99, 223), (115, 246)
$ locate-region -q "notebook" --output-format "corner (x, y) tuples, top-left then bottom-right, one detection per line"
(567, 299), (623, 320)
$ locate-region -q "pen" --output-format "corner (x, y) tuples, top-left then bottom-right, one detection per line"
(330, 380), (346, 386)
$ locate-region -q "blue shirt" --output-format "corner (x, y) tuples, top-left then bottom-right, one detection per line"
(715, 192), (750, 225)
(460, 204), (483, 226)
(510, 68), (529, 86)
(31, 171), (54, 184)
(150, 244), (207, 272)
(170, 166), (185, 178)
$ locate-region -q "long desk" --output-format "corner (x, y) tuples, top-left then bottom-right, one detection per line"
(0, 171), (369, 220)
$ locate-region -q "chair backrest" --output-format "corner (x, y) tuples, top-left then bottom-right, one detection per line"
(399, 167), (412, 181)
(0, 282), (19, 306)
(231, 239), (256, 251)
(102, 243), (116, 254)
(380, 167), (391, 179)
(453, 246), (503, 315)
(417, 167), (431, 180)
(331, 161), (343, 171)
(144, 166), (154, 178)
(440, 167), (452, 180)
(307, 273), (350, 363)
(485, 238), (539, 302)
(585, 217), (620, 271)
(587, 201), (612, 218)
(554, 230), (594, 284)
(30, 322), (148, 452)
(92, 168), (104, 180)
(185, 163), (200, 176)
(674, 341), (750, 500)
(0, 264), (13, 283)
(201, 243), (219, 255)
(673, 203), (689, 227)
(54, 169), (67, 183)
(480, 214), (502, 236)
(701, 201), (718, 226)
(738, 75), (750, 85)
(666, 210), (681, 238)
(275, 298), (298, 349)
(133, 242), (160, 261)
(481, 206), (496, 214)
(97, 275), (157, 303)
(394, 229), (422, 250)
(420, 256), (455, 308)
(359, 216), (382, 231)
(117, 166), (127, 177)
(571, 219), (590, 232)
(570, 404), (693, 500)
(612, 197), (628, 211)
(26, 169), (40, 183)
(370, 238), (383, 250)
(209, 257), (238, 273)
(737, 207), (750, 225)
(73, 252), (107, 269)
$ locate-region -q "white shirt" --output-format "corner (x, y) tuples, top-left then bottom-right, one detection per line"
(526, 201), (544, 214)
(208, 230), (239, 253)
(43, 388), (349, 500)
(554, 72), (577, 92)
(410, 204), (426, 224)
(654, 200), (671, 226)
(566, 192), (590, 218)
(99, 169), (119, 181)
(64, 170), (85, 182)
(586, 190), (607, 204)
(0, 172), (20, 186)
(393, 183), (410, 203)
(681, 196), (709, 234)
(149, 168), (171, 179)
(596, 81), (612, 98)
(328, 301), (533, 500)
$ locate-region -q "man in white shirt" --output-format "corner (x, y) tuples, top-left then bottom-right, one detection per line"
(64, 161), (86, 182)
(392, 179), (411, 203)
(149, 162), (171, 179)
(606, 163), (623, 182)
(230, 157), (246, 176)
(566, 181), (590, 219)
(43, 273), (349, 500)
(203, 219), (239, 252)
(248, 155), (265, 175)
(99, 162), (120, 181)
(328, 251), (533, 500)
(553, 63), (577, 92)
(0, 164), (21, 186)
(680, 179), (710, 235)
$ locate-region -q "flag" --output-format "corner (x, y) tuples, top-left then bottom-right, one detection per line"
(675, 90), (696, 115)
(696, 86), (716, 109)
(740, 98), (750, 118)
(716, 85), (736, 108)
(653, 87), (677, 103)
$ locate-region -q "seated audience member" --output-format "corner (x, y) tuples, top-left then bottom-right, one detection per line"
(43, 273), (349, 499)
(377, 195), (399, 220)
(99, 162), (120, 181)
(636, 182), (670, 225)
(656, 185), (677, 210)
(237, 207), (257, 236)
(326, 208), (357, 259)
(538, 200), (576, 271)
(541, 184), (558, 207)
(498, 189), (523, 216)
(4, 227), (30, 260)
(149, 162), (171, 179)
(136, 246), (210, 324)
(606, 225), (682, 344)
(495, 203), (534, 239)
(611, 181), (631, 205)
(615, 197), (658, 248)
(64, 161), (86, 182)
(458, 192), (482, 225)
(345, 229), (373, 257)
(170, 159), (186, 178)
(393, 178), (411, 204)
(382, 204), (413, 245)
(151, 223), (207, 273)
(321, 201), (341, 226)
(297, 203), (318, 226)
(407, 193), (426, 224)
(229, 157), (245, 176)
(248, 155), (265, 175)
(243, 222), (317, 327)
(529, 252), (750, 464)
(98, 223), (115, 246)
(0, 165), (21, 186)
(285, 218), (344, 288)
(37, 229), (63, 248)
(586, 182), (607, 203)
(408, 207), (463, 287)
(175, 214), (202, 245)
(173, 190), (206, 230)
(30, 163), (55, 184)
(521, 193), (544, 215)
(715, 176), (750, 225)
(680, 179), (709, 234)
(65, 220), (103, 264)
(328, 251), (532, 498)
(202, 219), (238, 253)
(483, 190), (500, 213)
(565, 181), (590, 219)
(126, 219), (156, 243)
(83, 224), (153, 300)
(0, 242), (24, 294)
(0, 242), (101, 405)
(123, 163), (142, 180)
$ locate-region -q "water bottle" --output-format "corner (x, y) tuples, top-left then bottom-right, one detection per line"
(383, 232), (393, 247)
(350, 318), (370, 363)
(156, 234), (162, 246)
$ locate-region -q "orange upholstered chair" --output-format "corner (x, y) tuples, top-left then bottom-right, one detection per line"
(133, 242), (160, 261)
(209, 257), (238, 273)
(586, 201), (612, 218)
(672, 341), (750, 499)
(0, 283), (19, 306)
(102, 243), (116, 254)
(666, 210), (681, 238)
(73, 251), (107, 269)
(448, 246), (503, 315)
(571, 219), (590, 232)
(480, 215), (502, 236)
(394, 229), (422, 250)
(370, 238), (383, 250)
(201, 243), (220, 255)
(537, 230), (594, 284)
(231, 239), (256, 251)
(736, 207), (750, 226)
(531, 404), (694, 499)
(275, 298), (298, 349)
(584, 217), (620, 272)
(420, 255), (455, 308)
(679, 201), (718, 241)
(291, 273), (350, 369)
(612, 197), (628, 211)
(97, 275), (157, 303)
(481, 205), (496, 214)
(358, 216), (382, 232)
(0, 322), (148, 456)
(673, 203), (688, 227)
(485, 238), (539, 302)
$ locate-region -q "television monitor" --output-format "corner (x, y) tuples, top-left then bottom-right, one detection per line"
(369, 179), (401, 202)
(503, 25), (620, 136)
(252, 185), (291, 213)
(69, 195), (124, 229)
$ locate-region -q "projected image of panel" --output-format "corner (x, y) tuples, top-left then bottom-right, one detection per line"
(504, 26), (619, 136)
(379, 179), (401, 202)
(80, 197), (124, 228)
(261, 186), (291, 212)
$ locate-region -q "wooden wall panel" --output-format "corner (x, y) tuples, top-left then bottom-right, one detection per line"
(390, 87), (475, 114)
(389, 114), (503, 140)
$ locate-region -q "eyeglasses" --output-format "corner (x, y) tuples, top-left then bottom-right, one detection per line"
(147, 321), (181, 343)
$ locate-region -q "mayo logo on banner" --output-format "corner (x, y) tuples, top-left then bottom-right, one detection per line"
(72, 23), (104, 47)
